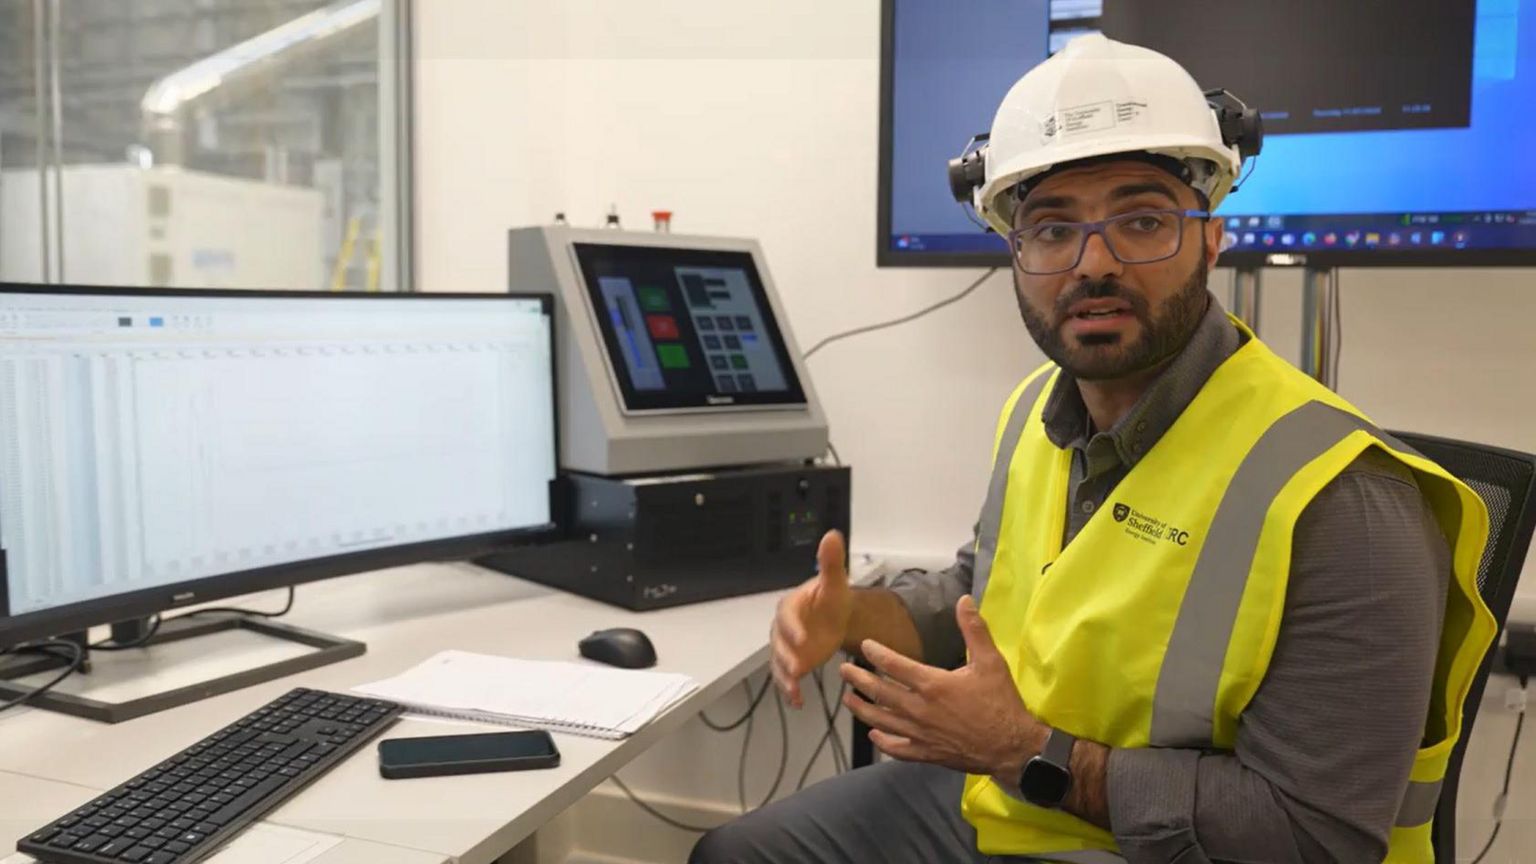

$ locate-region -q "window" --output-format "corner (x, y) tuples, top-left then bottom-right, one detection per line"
(0, 0), (411, 291)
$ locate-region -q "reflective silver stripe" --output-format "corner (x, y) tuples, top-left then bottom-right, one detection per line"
(1396, 779), (1442, 827)
(1150, 401), (1383, 746)
(972, 371), (1053, 604)
(1383, 433), (1423, 460)
(1038, 851), (1129, 863)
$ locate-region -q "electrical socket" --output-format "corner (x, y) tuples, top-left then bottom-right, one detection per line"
(1506, 686), (1528, 712)
(1496, 622), (1536, 681)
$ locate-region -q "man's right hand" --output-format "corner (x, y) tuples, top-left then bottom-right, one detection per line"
(771, 530), (853, 709)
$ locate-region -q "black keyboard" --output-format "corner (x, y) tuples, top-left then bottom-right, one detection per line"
(17, 688), (402, 864)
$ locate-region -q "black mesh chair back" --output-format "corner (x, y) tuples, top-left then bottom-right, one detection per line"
(1390, 432), (1536, 863)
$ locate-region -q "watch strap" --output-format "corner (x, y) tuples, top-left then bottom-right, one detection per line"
(1041, 726), (1076, 768)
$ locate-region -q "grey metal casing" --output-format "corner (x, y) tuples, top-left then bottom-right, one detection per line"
(508, 225), (829, 475)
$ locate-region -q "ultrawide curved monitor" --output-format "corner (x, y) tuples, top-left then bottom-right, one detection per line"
(0, 286), (558, 648)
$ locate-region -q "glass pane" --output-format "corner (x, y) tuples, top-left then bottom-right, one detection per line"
(0, 0), (47, 281)
(1, 0), (398, 291)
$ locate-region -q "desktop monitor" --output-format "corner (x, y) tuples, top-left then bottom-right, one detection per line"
(878, 0), (1536, 268)
(509, 226), (829, 475)
(0, 286), (557, 718)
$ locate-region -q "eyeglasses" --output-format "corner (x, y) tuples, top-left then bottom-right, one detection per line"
(1007, 209), (1210, 275)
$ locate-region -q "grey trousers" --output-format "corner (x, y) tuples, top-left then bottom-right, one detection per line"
(688, 760), (1016, 864)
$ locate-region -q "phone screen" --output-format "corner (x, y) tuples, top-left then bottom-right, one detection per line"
(381, 731), (557, 765)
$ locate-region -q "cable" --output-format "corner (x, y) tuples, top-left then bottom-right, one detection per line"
(1471, 676), (1528, 864)
(962, 202), (990, 233)
(89, 615), (163, 651)
(90, 585), (297, 651)
(613, 673), (790, 832)
(610, 775), (717, 834)
(804, 269), (999, 474)
(810, 668), (849, 773)
(796, 669), (851, 791)
(702, 671), (788, 812)
(823, 672), (850, 772)
(801, 268), (1000, 362)
(175, 585), (296, 620)
(700, 672), (773, 732)
(738, 679), (755, 814)
(752, 685), (790, 810)
(0, 640), (85, 715)
(1231, 153), (1259, 195)
(8, 588), (298, 709)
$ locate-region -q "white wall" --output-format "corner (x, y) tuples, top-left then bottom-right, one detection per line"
(1255, 267), (1536, 621)
(415, 2), (1536, 859)
(416, 0), (1035, 565)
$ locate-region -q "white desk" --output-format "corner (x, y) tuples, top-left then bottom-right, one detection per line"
(0, 770), (449, 864)
(0, 563), (787, 864)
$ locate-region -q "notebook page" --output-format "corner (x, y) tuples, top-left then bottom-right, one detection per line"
(354, 650), (699, 733)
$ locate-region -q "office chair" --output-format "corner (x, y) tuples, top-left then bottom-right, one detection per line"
(1388, 432), (1536, 863)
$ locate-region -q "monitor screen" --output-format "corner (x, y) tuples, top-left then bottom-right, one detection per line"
(0, 287), (556, 643)
(878, 0), (1536, 268)
(571, 243), (807, 412)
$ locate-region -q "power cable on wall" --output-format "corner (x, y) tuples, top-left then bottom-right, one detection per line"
(801, 268), (1000, 363)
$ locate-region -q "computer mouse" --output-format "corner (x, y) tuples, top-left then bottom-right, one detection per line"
(578, 627), (658, 669)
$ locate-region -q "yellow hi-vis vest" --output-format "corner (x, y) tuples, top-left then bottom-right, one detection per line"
(962, 321), (1494, 863)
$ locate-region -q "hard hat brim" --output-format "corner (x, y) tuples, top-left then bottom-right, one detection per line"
(979, 135), (1240, 235)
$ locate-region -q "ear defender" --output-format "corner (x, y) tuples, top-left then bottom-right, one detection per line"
(1204, 88), (1264, 161)
(947, 133), (990, 204)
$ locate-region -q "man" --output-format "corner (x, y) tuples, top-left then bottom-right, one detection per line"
(691, 35), (1493, 864)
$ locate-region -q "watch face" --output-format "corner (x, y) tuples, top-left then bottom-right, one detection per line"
(1020, 756), (1072, 806)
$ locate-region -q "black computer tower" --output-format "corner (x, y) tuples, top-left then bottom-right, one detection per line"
(477, 463), (850, 610)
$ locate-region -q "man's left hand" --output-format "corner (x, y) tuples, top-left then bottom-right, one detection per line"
(841, 594), (1045, 788)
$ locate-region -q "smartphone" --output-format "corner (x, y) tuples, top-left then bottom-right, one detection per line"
(377, 730), (561, 779)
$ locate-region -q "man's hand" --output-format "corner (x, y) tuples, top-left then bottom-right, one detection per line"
(840, 594), (1045, 787)
(771, 530), (854, 708)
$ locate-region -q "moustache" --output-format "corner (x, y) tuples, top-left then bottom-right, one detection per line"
(1052, 279), (1151, 324)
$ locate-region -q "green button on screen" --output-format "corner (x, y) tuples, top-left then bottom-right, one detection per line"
(656, 344), (690, 369)
(638, 286), (670, 312)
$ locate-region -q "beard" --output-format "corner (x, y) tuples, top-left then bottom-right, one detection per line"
(1016, 258), (1210, 382)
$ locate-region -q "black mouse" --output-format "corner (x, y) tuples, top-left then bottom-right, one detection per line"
(578, 627), (657, 669)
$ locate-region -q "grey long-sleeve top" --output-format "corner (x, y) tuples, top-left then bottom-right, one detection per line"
(888, 297), (1450, 863)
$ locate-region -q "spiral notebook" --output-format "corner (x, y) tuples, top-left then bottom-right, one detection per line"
(351, 650), (699, 740)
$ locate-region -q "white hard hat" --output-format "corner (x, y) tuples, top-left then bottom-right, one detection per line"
(971, 34), (1253, 235)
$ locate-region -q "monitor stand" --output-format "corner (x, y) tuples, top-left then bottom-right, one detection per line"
(1300, 265), (1340, 389)
(0, 614), (364, 724)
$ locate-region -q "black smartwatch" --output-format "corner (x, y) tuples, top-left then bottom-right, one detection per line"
(1019, 727), (1075, 808)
